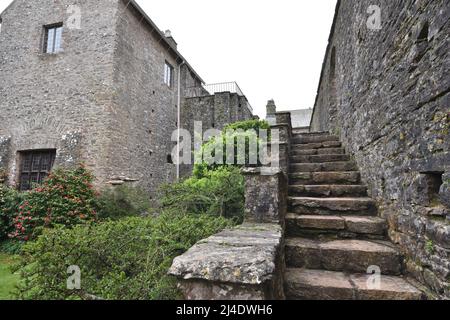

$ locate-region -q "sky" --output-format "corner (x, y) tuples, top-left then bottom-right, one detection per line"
(0, 0), (337, 118)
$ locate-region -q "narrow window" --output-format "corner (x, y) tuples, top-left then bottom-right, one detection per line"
(19, 150), (56, 191)
(44, 23), (63, 54)
(164, 61), (174, 88)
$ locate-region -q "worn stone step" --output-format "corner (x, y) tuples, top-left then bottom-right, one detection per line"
(285, 238), (402, 275)
(291, 135), (340, 144)
(292, 129), (323, 135)
(291, 148), (345, 156)
(290, 161), (357, 173)
(289, 197), (377, 216)
(286, 214), (387, 238)
(289, 172), (361, 185)
(285, 269), (424, 300)
(292, 141), (342, 150)
(289, 185), (368, 197)
(290, 154), (351, 163)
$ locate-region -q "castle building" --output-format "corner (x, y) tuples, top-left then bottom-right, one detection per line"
(0, 0), (253, 194)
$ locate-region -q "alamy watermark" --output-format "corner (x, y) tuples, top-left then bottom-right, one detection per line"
(367, 5), (382, 30)
(67, 265), (81, 290)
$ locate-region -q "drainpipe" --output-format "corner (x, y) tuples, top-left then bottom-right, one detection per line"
(177, 61), (185, 181)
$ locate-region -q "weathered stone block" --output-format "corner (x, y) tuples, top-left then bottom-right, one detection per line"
(168, 223), (285, 300)
(242, 168), (287, 224)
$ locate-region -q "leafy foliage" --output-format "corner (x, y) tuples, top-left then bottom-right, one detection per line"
(9, 165), (99, 241)
(160, 166), (244, 222)
(13, 212), (234, 300)
(193, 119), (270, 177)
(96, 185), (152, 220)
(0, 185), (25, 240)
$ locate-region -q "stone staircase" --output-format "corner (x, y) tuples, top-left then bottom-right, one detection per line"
(284, 131), (424, 300)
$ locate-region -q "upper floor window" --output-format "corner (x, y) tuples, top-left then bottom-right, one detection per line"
(44, 23), (63, 54)
(18, 150), (56, 191)
(164, 61), (174, 88)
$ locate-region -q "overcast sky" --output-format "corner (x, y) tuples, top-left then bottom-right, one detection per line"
(0, 0), (337, 118)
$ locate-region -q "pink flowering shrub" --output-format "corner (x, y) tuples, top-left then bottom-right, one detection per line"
(10, 165), (99, 241)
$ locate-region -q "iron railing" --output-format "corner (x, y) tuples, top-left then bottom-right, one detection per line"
(185, 81), (253, 114)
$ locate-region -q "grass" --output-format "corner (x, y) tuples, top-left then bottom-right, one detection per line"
(0, 253), (20, 300)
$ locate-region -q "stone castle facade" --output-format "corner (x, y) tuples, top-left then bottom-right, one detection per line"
(0, 0), (253, 194)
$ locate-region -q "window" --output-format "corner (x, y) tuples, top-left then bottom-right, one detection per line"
(164, 61), (174, 88)
(19, 150), (56, 191)
(44, 23), (63, 54)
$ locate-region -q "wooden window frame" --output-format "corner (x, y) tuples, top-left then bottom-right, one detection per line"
(18, 150), (56, 191)
(164, 61), (174, 88)
(43, 23), (63, 54)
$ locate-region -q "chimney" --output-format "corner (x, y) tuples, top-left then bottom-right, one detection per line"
(164, 30), (178, 49)
(266, 99), (277, 117)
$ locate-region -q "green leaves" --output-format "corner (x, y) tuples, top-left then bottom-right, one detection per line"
(160, 166), (245, 222)
(9, 165), (98, 241)
(14, 212), (233, 300)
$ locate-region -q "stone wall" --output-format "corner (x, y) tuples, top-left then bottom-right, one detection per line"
(0, 0), (119, 187)
(180, 92), (253, 176)
(310, 0), (450, 298)
(0, 0), (204, 194)
(169, 169), (288, 300)
(111, 0), (203, 195)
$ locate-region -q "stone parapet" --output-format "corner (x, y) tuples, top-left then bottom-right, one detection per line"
(168, 223), (285, 300)
(242, 167), (288, 225)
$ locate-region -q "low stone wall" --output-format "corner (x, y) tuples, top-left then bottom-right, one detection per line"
(168, 223), (284, 300)
(169, 168), (288, 300)
(168, 113), (292, 300)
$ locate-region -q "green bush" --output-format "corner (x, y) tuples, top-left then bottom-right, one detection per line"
(160, 166), (244, 222)
(0, 185), (25, 240)
(13, 212), (234, 300)
(0, 239), (24, 255)
(10, 165), (99, 241)
(194, 119), (270, 177)
(97, 185), (152, 220)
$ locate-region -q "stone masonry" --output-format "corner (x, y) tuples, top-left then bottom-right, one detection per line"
(310, 0), (449, 298)
(0, 0), (250, 195)
(285, 130), (425, 300)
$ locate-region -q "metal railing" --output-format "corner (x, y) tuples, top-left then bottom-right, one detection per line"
(185, 81), (253, 114)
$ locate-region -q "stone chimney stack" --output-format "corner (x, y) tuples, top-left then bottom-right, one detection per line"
(164, 30), (178, 49)
(266, 99), (277, 117)
(266, 99), (277, 125)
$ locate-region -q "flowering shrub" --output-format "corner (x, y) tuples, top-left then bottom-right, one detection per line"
(0, 185), (25, 240)
(10, 165), (99, 241)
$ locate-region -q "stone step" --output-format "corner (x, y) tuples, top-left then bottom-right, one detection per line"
(289, 185), (368, 197)
(286, 214), (387, 238)
(291, 148), (345, 156)
(288, 197), (377, 216)
(289, 172), (361, 185)
(291, 135), (340, 144)
(290, 161), (357, 173)
(292, 128), (320, 135)
(292, 131), (330, 136)
(290, 154), (351, 163)
(285, 269), (424, 300)
(285, 238), (402, 275)
(292, 141), (342, 150)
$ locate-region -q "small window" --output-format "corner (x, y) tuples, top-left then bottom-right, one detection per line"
(44, 23), (63, 54)
(19, 150), (56, 191)
(164, 61), (174, 88)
